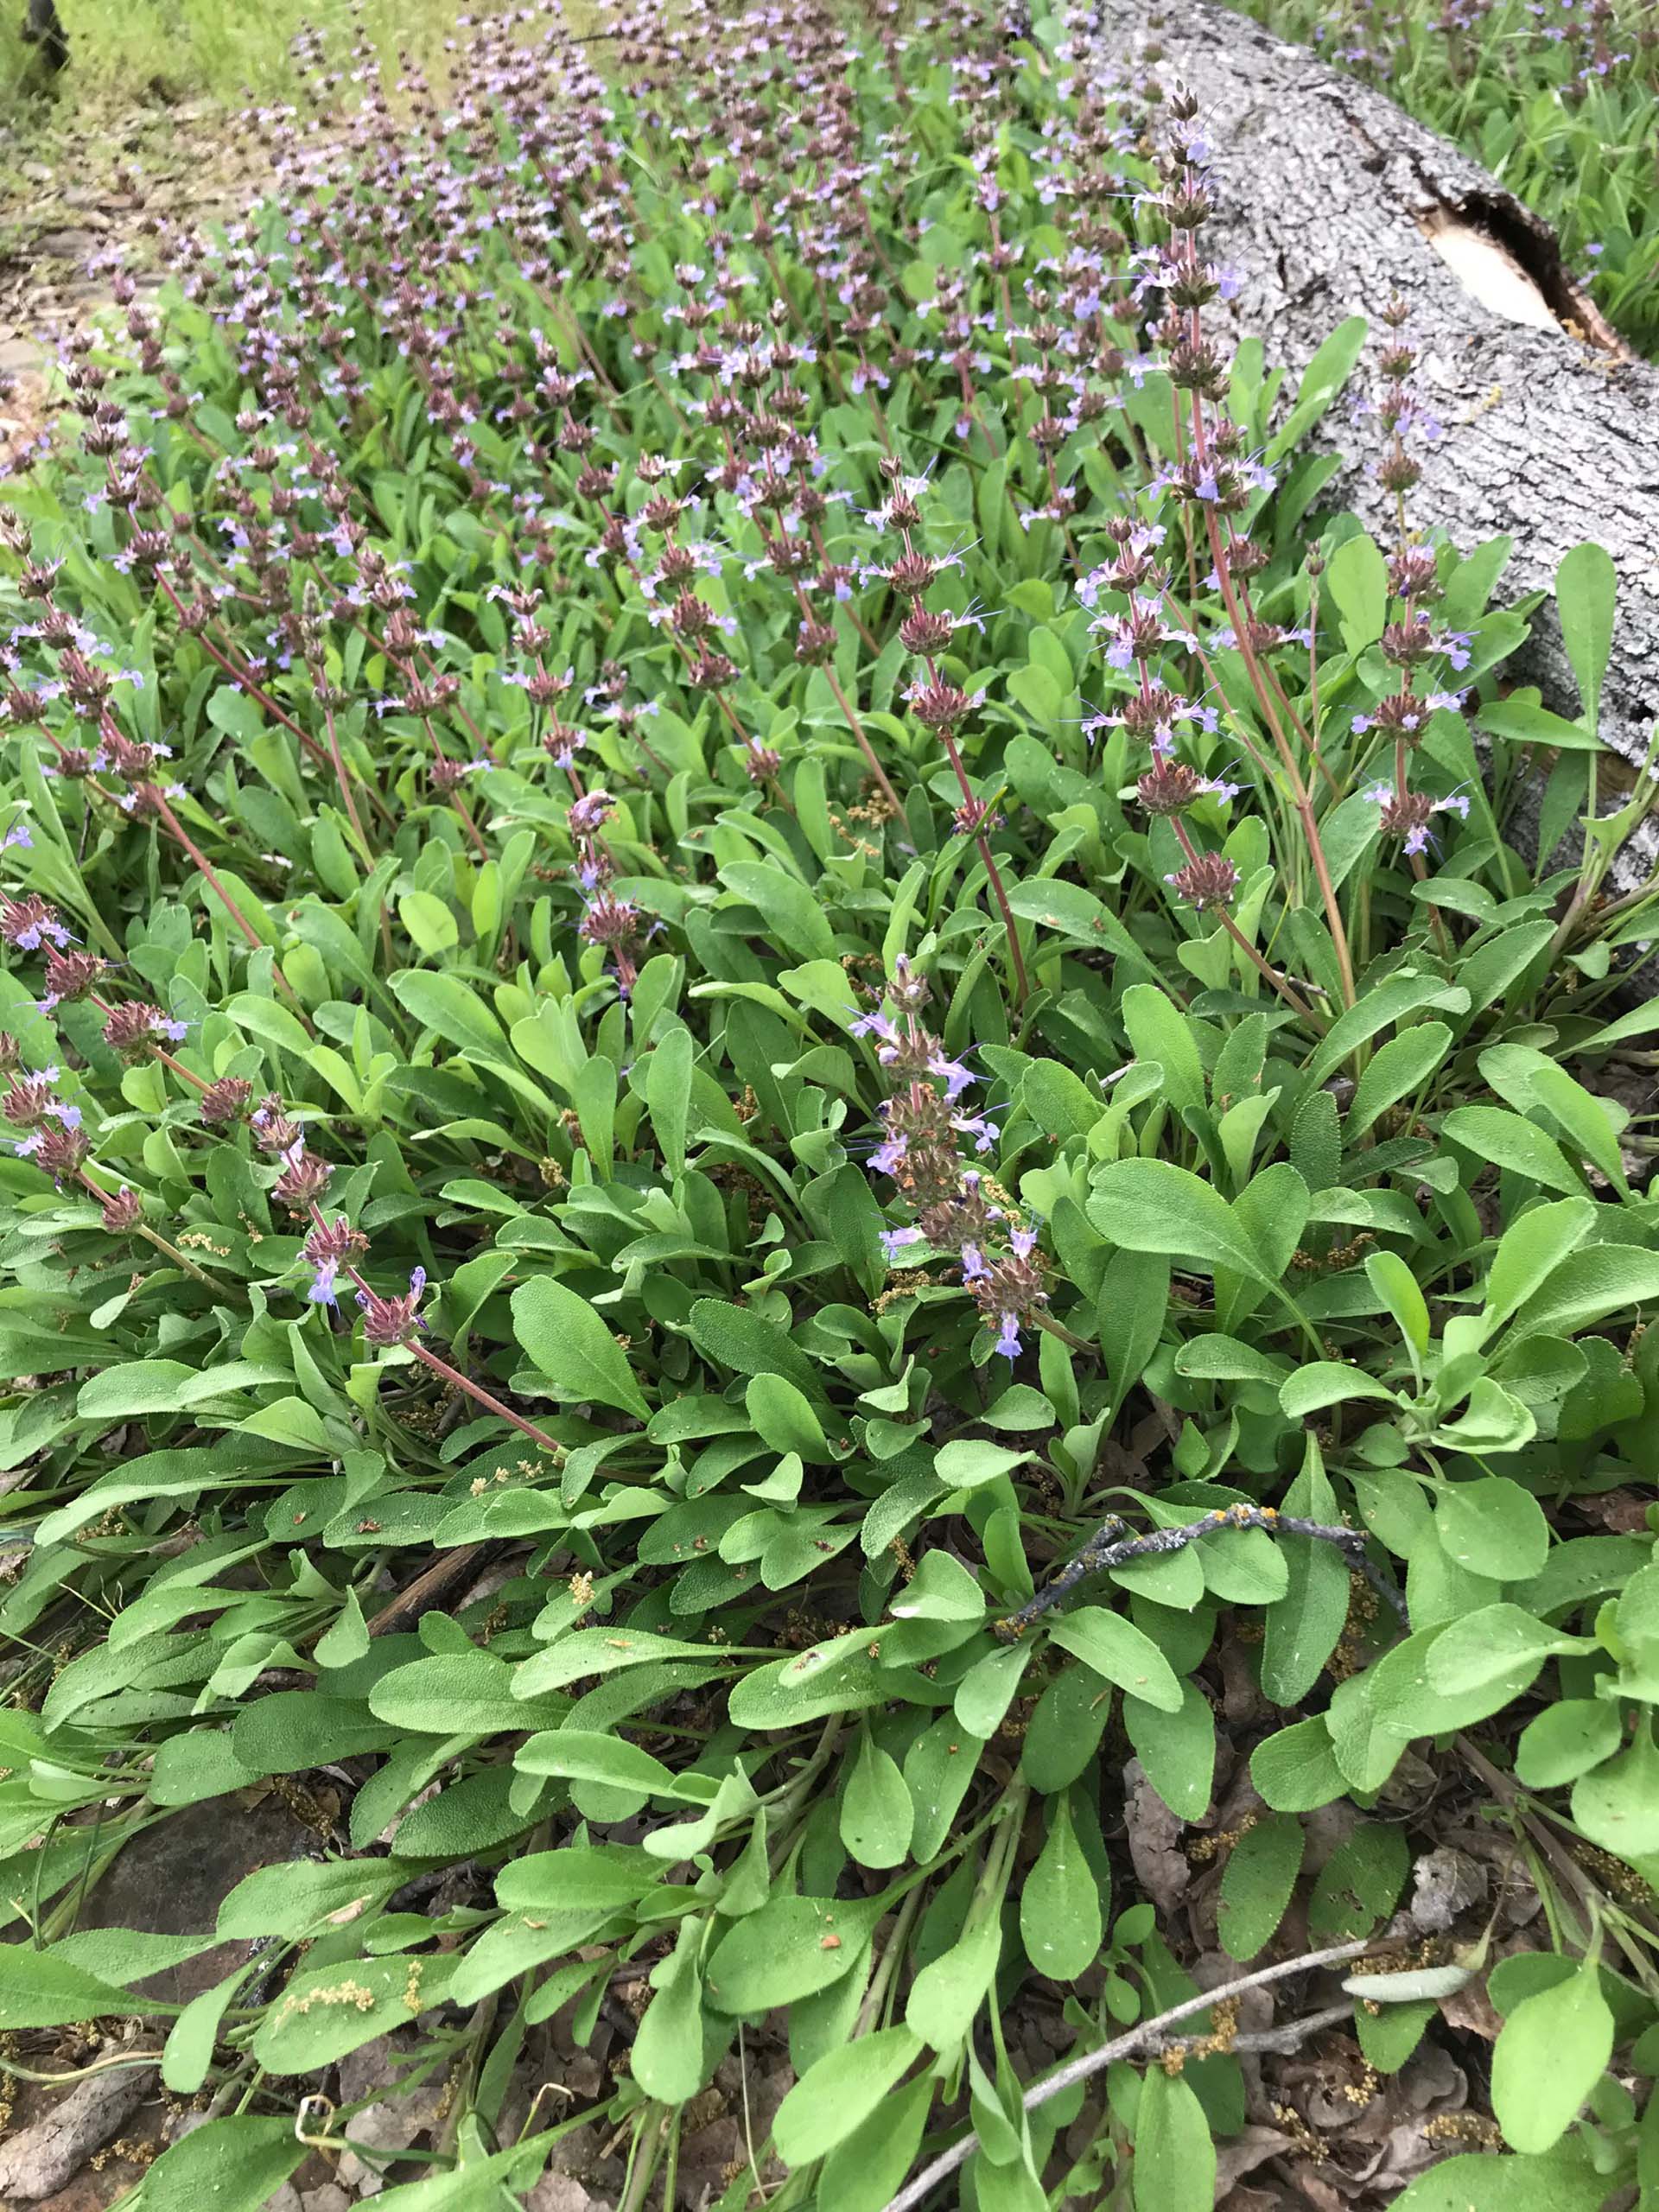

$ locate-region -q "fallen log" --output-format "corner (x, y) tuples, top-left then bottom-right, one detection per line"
(1090, 0), (1659, 783)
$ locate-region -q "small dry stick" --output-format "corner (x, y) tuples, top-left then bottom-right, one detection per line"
(367, 1542), (501, 1637)
(995, 1502), (1406, 1640)
(1153, 1998), (1353, 2063)
(880, 1940), (1375, 2212)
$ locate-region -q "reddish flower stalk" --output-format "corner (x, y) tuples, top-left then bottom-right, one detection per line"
(815, 654), (906, 824)
(321, 1220), (571, 1457)
(75, 1167), (229, 1291)
(1168, 816), (1320, 1025)
(154, 573), (333, 772)
(149, 792), (309, 1020)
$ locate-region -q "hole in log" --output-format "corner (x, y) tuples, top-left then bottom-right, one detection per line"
(1420, 194), (1621, 353)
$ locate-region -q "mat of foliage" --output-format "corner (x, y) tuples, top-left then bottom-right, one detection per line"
(1, 3), (1658, 2208)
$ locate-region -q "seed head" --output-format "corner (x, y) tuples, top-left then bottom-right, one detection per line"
(1165, 851), (1240, 912)
(357, 1268), (429, 1348)
(101, 1185), (143, 1231)
(200, 1077), (255, 1126)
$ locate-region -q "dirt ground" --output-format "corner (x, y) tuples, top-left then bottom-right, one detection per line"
(0, 87), (264, 468)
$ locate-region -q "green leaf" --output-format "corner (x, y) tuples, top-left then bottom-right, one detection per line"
(1306, 973), (1469, 1087)
(1478, 698), (1605, 753)
(1344, 1024), (1451, 1141)
(817, 2074), (935, 2212)
(1307, 1824), (1409, 1941)
(513, 1729), (688, 1797)
(1555, 541), (1617, 730)
(1217, 1811), (1305, 1961)
(719, 861), (836, 962)
(389, 969), (505, 1056)
(1280, 1362), (1398, 1418)
(1250, 1717), (1346, 1812)
(1515, 1700), (1622, 1789)
(906, 1911), (1001, 2051)
(1362, 1622), (1546, 1740)
(1325, 532), (1389, 652)
(571, 1052), (616, 1176)
(1435, 1478), (1550, 1582)
(1491, 1955), (1614, 2153)
(1098, 1249), (1170, 1421)
(1132, 2065), (1216, 2212)
(1510, 1244), (1659, 1340)
(1441, 1107), (1584, 1197)
(704, 1893), (881, 2014)
(1481, 1198), (1597, 1335)
(397, 887), (460, 956)
(1390, 2143), (1612, 2212)
(935, 1438), (1033, 1490)
(954, 1642), (1033, 1736)
(840, 1728), (914, 1870)
(512, 1628), (721, 1700)
(1123, 1677), (1215, 1821)
(1024, 1057), (1106, 1142)
(1525, 1061), (1629, 1192)
(253, 1953), (460, 2073)
(1004, 877), (1162, 981)
(370, 1649), (561, 1736)
(1174, 1335), (1287, 1384)
(511, 1275), (647, 1419)
(630, 1920), (709, 2102)
(746, 1373), (831, 1461)
(0, 1948), (135, 2028)
(1366, 1250), (1429, 1360)
(1121, 984), (1205, 1120)
(687, 1296), (824, 1401)
(1048, 1606), (1184, 1713)
(1268, 314), (1368, 458)
(230, 1691), (397, 1774)
(1572, 1721), (1659, 1859)
(907, 1718), (988, 1860)
(645, 1026), (694, 1174)
(1262, 1440), (1351, 1705)
(1356, 1996), (1435, 2074)
(217, 1859), (409, 1941)
(1427, 1604), (1592, 1694)
(772, 2027), (924, 2166)
(1087, 1159), (1279, 1293)
(889, 1548), (986, 1623)
(1344, 1964), (1473, 2002)
(728, 1643), (890, 1729)
(126, 2118), (307, 2212)
(495, 1843), (657, 1914)
(76, 1360), (285, 1421)
(982, 1384), (1057, 1431)
(162, 1972), (250, 2095)
(1020, 1792), (1102, 1981)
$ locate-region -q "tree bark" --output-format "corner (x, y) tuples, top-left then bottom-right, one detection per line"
(1091, 0), (1659, 781)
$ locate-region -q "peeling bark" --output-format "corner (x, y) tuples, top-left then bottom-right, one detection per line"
(1090, 0), (1659, 779)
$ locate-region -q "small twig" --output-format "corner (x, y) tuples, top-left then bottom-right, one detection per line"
(1457, 1734), (1656, 1987)
(880, 1941), (1374, 2212)
(995, 1503), (1407, 1639)
(366, 1542), (500, 1637)
(1152, 1999), (1353, 2063)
